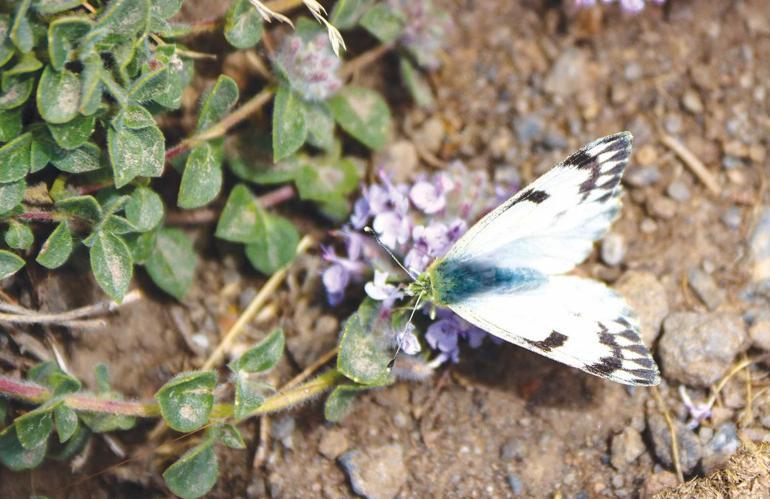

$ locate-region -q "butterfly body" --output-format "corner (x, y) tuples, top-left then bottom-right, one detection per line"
(408, 132), (661, 386)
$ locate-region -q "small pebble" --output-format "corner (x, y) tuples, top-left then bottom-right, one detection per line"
(722, 155), (744, 170)
(648, 196), (677, 219)
(507, 474), (524, 496)
(339, 445), (407, 499)
(640, 218), (658, 234)
(682, 89), (704, 114)
(500, 438), (525, 461)
(624, 62), (643, 81)
(688, 268), (726, 310)
(610, 427), (646, 470)
(648, 413), (703, 474)
(667, 180), (691, 202)
(601, 233), (626, 266)
(702, 422), (740, 473)
(625, 165), (662, 188)
(749, 207), (770, 282)
(749, 317), (770, 351)
(664, 113), (683, 134)
(721, 207), (742, 229)
(319, 429), (349, 460)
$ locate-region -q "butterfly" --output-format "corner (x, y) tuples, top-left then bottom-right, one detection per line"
(403, 131), (661, 386)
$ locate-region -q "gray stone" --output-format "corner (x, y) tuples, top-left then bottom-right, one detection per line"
(543, 49), (591, 97)
(624, 62), (643, 81)
(721, 207), (742, 229)
(513, 115), (544, 145)
(625, 165), (662, 188)
(270, 415), (295, 449)
(659, 312), (748, 387)
(749, 316), (770, 351)
(339, 444), (407, 499)
(701, 422), (740, 473)
(319, 428), (349, 460)
(648, 196), (677, 219)
(610, 427), (646, 470)
(601, 233), (626, 266)
(500, 438), (525, 461)
(666, 180), (691, 202)
(722, 155), (744, 170)
(647, 413), (703, 475)
(688, 268), (726, 310)
(507, 474), (523, 496)
(616, 271), (669, 346)
(749, 206), (770, 282)
(640, 471), (679, 498)
(376, 141), (418, 183)
(663, 113), (683, 134)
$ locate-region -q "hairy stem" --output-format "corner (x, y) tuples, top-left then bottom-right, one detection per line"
(245, 368), (342, 420)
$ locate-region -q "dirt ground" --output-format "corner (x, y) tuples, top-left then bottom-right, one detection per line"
(2, 0), (770, 497)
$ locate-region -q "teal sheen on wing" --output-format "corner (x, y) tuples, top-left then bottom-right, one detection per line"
(428, 259), (546, 305)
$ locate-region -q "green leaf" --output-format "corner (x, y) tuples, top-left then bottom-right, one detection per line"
(47, 114), (96, 150)
(3, 52), (42, 78)
(337, 299), (393, 385)
(155, 371), (216, 433)
(0, 399), (5, 426)
(4, 220), (33, 251)
(95, 0), (151, 39)
(0, 180), (25, 215)
(295, 157), (359, 203)
(273, 85), (307, 162)
(79, 411), (135, 433)
(50, 141), (102, 173)
(36, 0), (84, 15)
(125, 186), (163, 232)
(0, 108), (22, 142)
(304, 101), (335, 151)
(162, 439), (218, 499)
(229, 329), (285, 374)
(90, 231), (133, 302)
(102, 214), (137, 235)
(325, 384), (367, 422)
(196, 75), (239, 132)
(152, 45), (193, 109)
(113, 104), (155, 130)
(224, 0), (263, 49)
(152, 0), (184, 20)
(399, 56), (434, 109)
(232, 375), (270, 420)
(48, 16), (93, 71)
(37, 67), (81, 125)
(55, 195), (102, 224)
(217, 424), (246, 449)
(0, 250), (24, 279)
(145, 228), (196, 299)
(107, 124), (165, 188)
(0, 426), (46, 471)
(49, 424), (89, 461)
(215, 184), (260, 243)
(317, 195), (351, 223)
(359, 3), (404, 44)
(227, 136), (300, 185)
(10, 0), (34, 53)
(125, 229), (156, 264)
(54, 404), (78, 443)
(36, 222), (73, 269)
(178, 142), (222, 209)
(244, 214), (299, 274)
(79, 56), (103, 115)
(330, 0), (374, 29)
(128, 66), (169, 103)
(0, 74), (35, 110)
(14, 406), (53, 450)
(0, 132), (32, 182)
(328, 87), (391, 150)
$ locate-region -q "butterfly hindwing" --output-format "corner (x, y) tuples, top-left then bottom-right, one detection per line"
(445, 132), (632, 274)
(448, 275), (660, 386)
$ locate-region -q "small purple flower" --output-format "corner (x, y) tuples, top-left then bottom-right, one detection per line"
(364, 270), (403, 309)
(574, 0), (665, 12)
(425, 317), (460, 363)
(389, 0), (451, 70)
(372, 211), (411, 249)
(322, 264), (349, 306)
(679, 386), (713, 429)
(397, 323), (421, 355)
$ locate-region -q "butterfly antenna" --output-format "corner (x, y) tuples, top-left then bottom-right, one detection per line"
(388, 292), (424, 370)
(363, 226), (417, 280)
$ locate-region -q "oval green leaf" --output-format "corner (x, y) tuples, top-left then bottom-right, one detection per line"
(178, 142), (222, 209)
(37, 66), (81, 125)
(145, 228), (197, 300)
(36, 222), (73, 269)
(89, 231), (133, 302)
(155, 371), (216, 433)
(125, 186), (163, 232)
(328, 86), (391, 150)
(244, 214), (299, 274)
(0, 426), (47, 471)
(228, 329), (285, 374)
(272, 85), (307, 162)
(0, 250), (25, 279)
(162, 439), (218, 499)
(224, 0), (263, 49)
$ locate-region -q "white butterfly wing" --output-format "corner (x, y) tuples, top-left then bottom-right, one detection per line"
(449, 276), (660, 386)
(445, 132), (632, 274)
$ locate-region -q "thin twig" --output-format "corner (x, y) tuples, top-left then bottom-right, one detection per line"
(340, 43), (393, 79)
(705, 355), (762, 409)
(252, 416), (271, 470)
(282, 347), (338, 390)
(0, 290), (141, 326)
(652, 387), (684, 484)
(660, 134), (721, 195)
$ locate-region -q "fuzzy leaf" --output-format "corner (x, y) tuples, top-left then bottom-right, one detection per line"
(47, 114), (96, 150)
(107, 124), (165, 188)
(330, 0), (374, 29)
(399, 56), (434, 109)
(95, 0), (151, 39)
(128, 66), (169, 103)
(0, 427), (47, 471)
(53, 404), (78, 443)
(215, 184), (260, 243)
(51, 141), (102, 173)
(229, 329), (285, 374)
(0, 250), (25, 279)
(304, 101), (336, 151)
(325, 384), (367, 422)
(37, 67), (81, 125)
(114, 104), (155, 130)
(90, 231), (133, 302)
(224, 0), (263, 49)
(36, 222), (73, 269)
(162, 439), (218, 499)
(232, 375), (271, 420)
(10, 0), (33, 53)
(337, 299), (393, 385)
(0, 108), (22, 142)
(152, 45), (193, 109)
(0, 133), (32, 182)
(155, 371), (216, 433)
(0, 180), (25, 215)
(125, 186), (163, 232)
(3, 52), (42, 78)
(328, 86), (391, 150)
(227, 137), (300, 185)
(217, 424), (246, 449)
(360, 3), (404, 44)
(196, 75), (239, 132)
(178, 142), (222, 209)
(48, 16), (92, 71)
(4, 220), (33, 251)
(0, 74), (35, 110)
(272, 85), (307, 162)
(36, 0), (83, 15)
(244, 214), (299, 274)
(295, 157), (359, 203)
(79, 56), (103, 116)
(146, 228), (197, 300)
(125, 230), (156, 265)
(14, 406), (53, 450)
(152, 0), (184, 20)
(55, 195), (102, 224)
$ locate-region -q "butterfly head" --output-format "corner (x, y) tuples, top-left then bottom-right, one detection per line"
(406, 272), (433, 298)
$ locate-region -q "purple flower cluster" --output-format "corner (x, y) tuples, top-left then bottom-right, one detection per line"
(388, 0), (452, 70)
(574, 0), (666, 13)
(273, 33), (342, 101)
(322, 162), (517, 365)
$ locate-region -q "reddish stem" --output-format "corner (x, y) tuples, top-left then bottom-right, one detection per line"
(16, 211), (59, 223)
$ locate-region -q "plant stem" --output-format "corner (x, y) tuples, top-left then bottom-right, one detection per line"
(340, 43), (393, 79)
(245, 368), (342, 419)
(166, 185), (296, 226)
